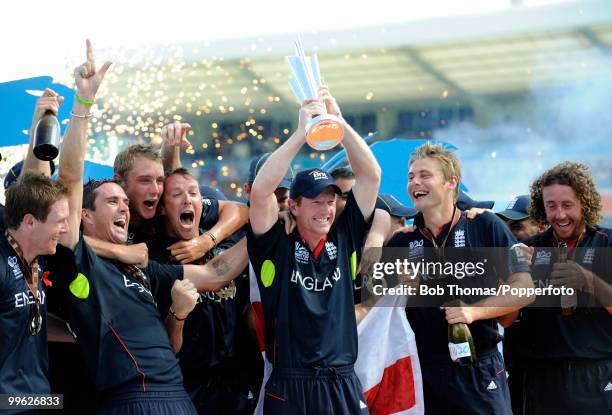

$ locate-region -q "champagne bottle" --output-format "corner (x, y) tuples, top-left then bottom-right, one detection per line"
(448, 322), (476, 365)
(33, 111), (61, 161)
(559, 242), (576, 315)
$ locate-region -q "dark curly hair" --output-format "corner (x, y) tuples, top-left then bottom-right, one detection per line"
(529, 161), (602, 228)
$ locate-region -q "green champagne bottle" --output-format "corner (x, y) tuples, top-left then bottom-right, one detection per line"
(448, 322), (476, 365)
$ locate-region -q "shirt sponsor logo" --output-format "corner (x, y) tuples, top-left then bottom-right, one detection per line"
(294, 242), (310, 264)
(454, 230), (465, 247)
(534, 250), (552, 265)
(290, 268), (341, 292)
(604, 382), (612, 392)
(582, 248), (595, 265)
(123, 275), (152, 297)
(7, 256), (23, 280)
(203, 198), (212, 206)
(487, 380), (498, 391)
(325, 242), (337, 260)
(14, 290), (45, 308)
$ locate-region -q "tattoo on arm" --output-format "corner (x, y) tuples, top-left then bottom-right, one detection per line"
(211, 257), (230, 276)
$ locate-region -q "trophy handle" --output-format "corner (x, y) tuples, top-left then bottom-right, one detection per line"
(305, 114), (344, 151)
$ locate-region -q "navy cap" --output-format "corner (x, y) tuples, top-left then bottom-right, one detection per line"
(200, 184), (228, 201)
(376, 194), (417, 218)
(456, 190), (494, 210)
(496, 194), (530, 221)
(290, 168), (341, 200)
(248, 153), (294, 189)
(4, 160), (56, 189)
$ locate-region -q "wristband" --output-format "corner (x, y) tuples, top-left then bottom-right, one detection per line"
(70, 111), (93, 119)
(204, 231), (217, 248)
(75, 94), (94, 107)
(169, 308), (187, 321)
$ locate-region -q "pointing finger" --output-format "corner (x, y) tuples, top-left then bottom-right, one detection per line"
(86, 39), (94, 63)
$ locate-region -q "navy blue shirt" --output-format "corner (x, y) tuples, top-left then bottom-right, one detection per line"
(388, 210), (530, 360)
(148, 198), (251, 380)
(0, 233), (49, 395)
(519, 226), (612, 360)
(44, 237), (184, 393)
(247, 191), (368, 368)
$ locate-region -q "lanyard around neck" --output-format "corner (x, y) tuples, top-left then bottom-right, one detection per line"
(5, 230), (39, 300)
(418, 206), (461, 257)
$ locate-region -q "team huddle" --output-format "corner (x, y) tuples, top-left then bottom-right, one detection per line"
(0, 40), (610, 415)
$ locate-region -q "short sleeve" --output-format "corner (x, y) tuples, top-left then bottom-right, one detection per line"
(200, 198), (220, 231)
(486, 214), (530, 280)
(146, 260), (183, 304)
(247, 220), (287, 291)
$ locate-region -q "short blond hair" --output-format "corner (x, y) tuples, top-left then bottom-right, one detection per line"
(113, 144), (162, 180)
(409, 142), (462, 199)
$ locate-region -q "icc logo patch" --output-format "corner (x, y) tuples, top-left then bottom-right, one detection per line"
(7, 256), (18, 268)
(534, 250), (552, 265)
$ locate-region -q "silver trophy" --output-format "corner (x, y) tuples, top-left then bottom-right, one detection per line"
(286, 38), (344, 151)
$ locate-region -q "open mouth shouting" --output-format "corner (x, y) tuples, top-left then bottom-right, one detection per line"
(113, 216), (128, 232)
(179, 210), (195, 227)
(141, 199), (158, 217)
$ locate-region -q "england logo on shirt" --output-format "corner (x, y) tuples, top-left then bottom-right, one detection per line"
(454, 230), (466, 247)
(582, 248), (595, 265)
(295, 242), (310, 264)
(325, 242), (337, 260)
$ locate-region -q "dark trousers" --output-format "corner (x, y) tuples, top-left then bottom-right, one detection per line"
(522, 358), (612, 415)
(421, 349), (512, 415)
(96, 389), (197, 415)
(262, 364), (369, 415)
(185, 377), (256, 415)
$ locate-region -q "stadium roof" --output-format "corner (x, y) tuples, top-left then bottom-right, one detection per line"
(106, 0), (612, 115)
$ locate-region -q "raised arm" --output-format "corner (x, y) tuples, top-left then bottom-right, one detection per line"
(58, 40), (111, 250)
(21, 89), (64, 176)
(250, 100), (324, 235)
(319, 86), (381, 221)
(161, 121), (191, 172)
(182, 238), (248, 292)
